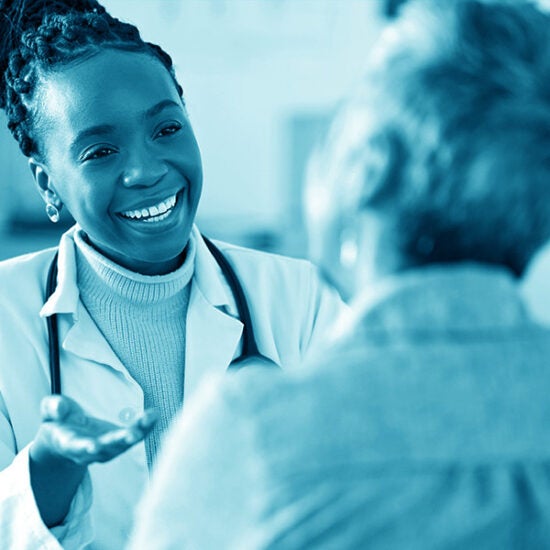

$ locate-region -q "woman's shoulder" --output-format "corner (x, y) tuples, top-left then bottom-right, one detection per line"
(211, 238), (315, 275)
(208, 239), (326, 302)
(0, 247), (57, 304)
(0, 246), (56, 273)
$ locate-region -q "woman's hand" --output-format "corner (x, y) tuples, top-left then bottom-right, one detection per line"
(29, 395), (158, 527)
(31, 395), (158, 466)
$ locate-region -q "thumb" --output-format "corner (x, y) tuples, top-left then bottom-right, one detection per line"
(40, 395), (79, 422)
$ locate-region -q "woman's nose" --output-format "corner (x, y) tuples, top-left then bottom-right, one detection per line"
(121, 149), (168, 188)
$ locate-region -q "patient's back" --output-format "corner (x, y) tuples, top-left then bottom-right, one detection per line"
(134, 267), (550, 550)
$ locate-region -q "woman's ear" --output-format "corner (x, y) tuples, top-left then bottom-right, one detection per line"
(29, 157), (51, 199)
(29, 158), (63, 222)
(28, 158), (62, 207)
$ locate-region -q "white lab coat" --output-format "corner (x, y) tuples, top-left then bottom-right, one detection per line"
(0, 225), (344, 550)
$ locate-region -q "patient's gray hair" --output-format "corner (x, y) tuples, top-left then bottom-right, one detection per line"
(317, 0), (550, 276)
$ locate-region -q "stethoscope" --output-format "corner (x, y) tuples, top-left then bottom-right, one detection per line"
(45, 235), (279, 395)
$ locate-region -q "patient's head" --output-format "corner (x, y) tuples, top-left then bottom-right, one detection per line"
(306, 0), (550, 298)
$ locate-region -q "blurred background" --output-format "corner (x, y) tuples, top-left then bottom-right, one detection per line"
(0, 0), (390, 261)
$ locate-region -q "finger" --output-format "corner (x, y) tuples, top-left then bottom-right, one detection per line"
(92, 410), (158, 448)
(41, 395), (89, 428)
(40, 395), (70, 422)
(117, 412), (157, 447)
(71, 438), (98, 455)
(96, 428), (137, 448)
(136, 409), (159, 433)
(61, 434), (125, 465)
(120, 410), (158, 447)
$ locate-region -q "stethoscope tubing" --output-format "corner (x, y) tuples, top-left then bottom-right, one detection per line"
(46, 251), (62, 394)
(44, 235), (275, 395)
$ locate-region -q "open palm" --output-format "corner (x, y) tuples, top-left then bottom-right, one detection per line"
(34, 395), (158, 466)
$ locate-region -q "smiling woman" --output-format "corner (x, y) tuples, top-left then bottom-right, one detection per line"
(0, 1), (344, 548)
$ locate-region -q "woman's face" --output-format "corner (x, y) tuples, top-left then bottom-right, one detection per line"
(31, 49), (203, 274)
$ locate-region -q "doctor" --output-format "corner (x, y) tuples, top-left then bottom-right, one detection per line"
(0, 1), (343, 549)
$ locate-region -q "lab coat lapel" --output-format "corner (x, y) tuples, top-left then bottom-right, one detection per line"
(184, 228), (244, 401)
(40, 226), (131, 380)
(61, 303), (128, 376)
(184, 284), (243, 401)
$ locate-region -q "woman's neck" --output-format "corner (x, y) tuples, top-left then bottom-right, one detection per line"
(80, 232), (187, 276)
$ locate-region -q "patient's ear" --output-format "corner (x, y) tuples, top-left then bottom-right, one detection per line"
(358, 129), (405, 209)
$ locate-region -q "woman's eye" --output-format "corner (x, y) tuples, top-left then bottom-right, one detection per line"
(81, 147), (117, 162)
(156, 123), (182, 138)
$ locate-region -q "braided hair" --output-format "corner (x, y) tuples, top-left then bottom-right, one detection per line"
(0, 0), (183, 157)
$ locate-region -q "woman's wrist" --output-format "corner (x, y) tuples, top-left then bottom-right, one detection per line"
(29, 439), (84, 470)
(29, 439), (87, 527)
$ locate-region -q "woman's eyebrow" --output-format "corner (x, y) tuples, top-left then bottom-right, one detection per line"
(71, 124), (116, 154)
(145, 99), (182, 118)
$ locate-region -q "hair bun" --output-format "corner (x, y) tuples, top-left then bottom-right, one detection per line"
(0, 0), (107, 107)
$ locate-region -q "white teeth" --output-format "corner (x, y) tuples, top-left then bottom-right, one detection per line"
(142, 210), (172, 223)
(120, 193), (178, 221)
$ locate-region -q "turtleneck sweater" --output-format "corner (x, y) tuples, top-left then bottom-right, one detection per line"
(73, 230), (195, 467)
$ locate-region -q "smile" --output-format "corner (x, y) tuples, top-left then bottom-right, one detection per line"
(118, 193), (178, 223)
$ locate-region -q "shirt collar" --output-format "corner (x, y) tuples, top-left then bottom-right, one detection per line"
(332, 263), (531, 340)
(40, 224), (234, 318)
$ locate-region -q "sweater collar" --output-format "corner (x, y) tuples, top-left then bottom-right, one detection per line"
(74, 229), (195, 305)
(41, 225), (234, 317)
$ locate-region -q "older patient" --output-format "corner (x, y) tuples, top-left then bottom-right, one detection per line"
(130, 1), (550, 548)
(0, 0), (344, 547)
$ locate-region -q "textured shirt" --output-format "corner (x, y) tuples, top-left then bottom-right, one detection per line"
(132, 263), (550, 549)
(74, 230), (195, 466)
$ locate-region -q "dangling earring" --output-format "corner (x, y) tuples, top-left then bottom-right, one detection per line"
(44, 189), (62, 223)
(45, 203), (60, 223)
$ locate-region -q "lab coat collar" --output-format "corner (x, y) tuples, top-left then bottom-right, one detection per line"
(184, 227), (244, 397)
(39, 224), (237, 319)
(40, 226), (81, 319)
